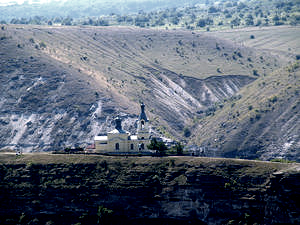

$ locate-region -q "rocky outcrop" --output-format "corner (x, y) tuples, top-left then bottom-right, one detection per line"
(0, 155), (299, 224)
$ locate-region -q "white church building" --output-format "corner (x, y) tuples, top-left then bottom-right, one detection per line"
(94, 103), (152, 154)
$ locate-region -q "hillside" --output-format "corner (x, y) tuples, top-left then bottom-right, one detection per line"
(190, 61), (300, 161)
(3, 0), (299, 30)
(0, 153), (299, 224)
(0, 24), (282, 152)
(187, 26), (300, 162)
(210, 26), (300, 64)
(0, 0), (200, 21)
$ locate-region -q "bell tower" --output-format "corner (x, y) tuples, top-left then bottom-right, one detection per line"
(137, 103), (150, 140)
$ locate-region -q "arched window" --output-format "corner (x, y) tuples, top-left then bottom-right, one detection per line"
(141, 137), (144, 140)
(141, 120), (145, 129)
(130, 144), (134, 150)
(115, 143), (119, 150)
(141, 143), (144, 150)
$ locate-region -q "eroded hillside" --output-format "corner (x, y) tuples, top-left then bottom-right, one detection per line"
(0, 24), (280, 151)
(190, 63), (300, 161)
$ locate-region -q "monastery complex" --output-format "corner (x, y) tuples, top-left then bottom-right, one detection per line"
(94, 103), (152, 154)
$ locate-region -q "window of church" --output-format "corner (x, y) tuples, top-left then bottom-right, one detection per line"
(115, 143), (119, 150)
(130, 144), (134, 150)
(141, 143), (144, 150)
(141, 137), (144, 140)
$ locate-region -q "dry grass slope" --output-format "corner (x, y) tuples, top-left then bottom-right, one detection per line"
(0, 24), (299, 159)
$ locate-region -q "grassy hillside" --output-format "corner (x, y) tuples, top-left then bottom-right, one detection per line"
(0, 24), (280, 151)
(190, 61), (300, 161)
(187, 26), (300, 162)
(210, 26), (300, 63)
(0, 24), (299, 160)
(0, 153), (299, 224)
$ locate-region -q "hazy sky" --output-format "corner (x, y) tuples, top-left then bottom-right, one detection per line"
(0, 0), (56, 5)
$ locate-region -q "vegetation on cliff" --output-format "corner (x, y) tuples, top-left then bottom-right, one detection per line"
(0, 153), (299, 224)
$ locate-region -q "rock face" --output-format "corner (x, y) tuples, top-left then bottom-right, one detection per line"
(0, 154), (299, 225)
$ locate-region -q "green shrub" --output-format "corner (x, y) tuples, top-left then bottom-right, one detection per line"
(270, 158), (296, 163)
(253, 70), (259, 76)
(39, 41), (46, 49)
(268, 96), (278, 103)
(97, 206), (113, 224)
(183, 127), (191, 137)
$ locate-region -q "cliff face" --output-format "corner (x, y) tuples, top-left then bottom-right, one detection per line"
(0, 154), (299, 225)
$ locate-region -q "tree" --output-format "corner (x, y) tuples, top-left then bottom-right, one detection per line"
(171, 16), (180, 25)
(175, 142), (184, 155)
(231, 17), (241, 26)
(197, 19), (206, 27)
(147, 138), (168, 156)
(97, 206), (113, 224)
(245, 14), (254, 26)
(208, 6), (219, 13)
(62, 16), (73, 26)
(95, 19), (109, 26)
(183, 127), (191, 137)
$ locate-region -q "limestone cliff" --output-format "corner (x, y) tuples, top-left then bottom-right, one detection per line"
(0, 154), (299, 224)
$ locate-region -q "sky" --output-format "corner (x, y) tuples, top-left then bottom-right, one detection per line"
(0, 0), (55, 6)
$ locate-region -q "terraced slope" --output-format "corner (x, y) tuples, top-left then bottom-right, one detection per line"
(210, 26), (300, 64)
(0, 24), (287, 152)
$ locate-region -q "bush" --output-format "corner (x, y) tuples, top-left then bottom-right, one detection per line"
(39, 42), (46, 49)
(183, 127), (191, 137)
(268, 96), (278, 103)
(97, 206), (113, 224)
(270, 158), (296, 163)
(197, 19), (206, 27)
(147, 138), (168, 156)
(253, 70), (259, 76)
(175, 142), (184, 155)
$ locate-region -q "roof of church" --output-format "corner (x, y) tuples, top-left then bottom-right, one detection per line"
(130, 135), (138, 140)
(107, 116), (129, 134)
(94, 136), (108, 141)
(108, 129), (128, 134)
